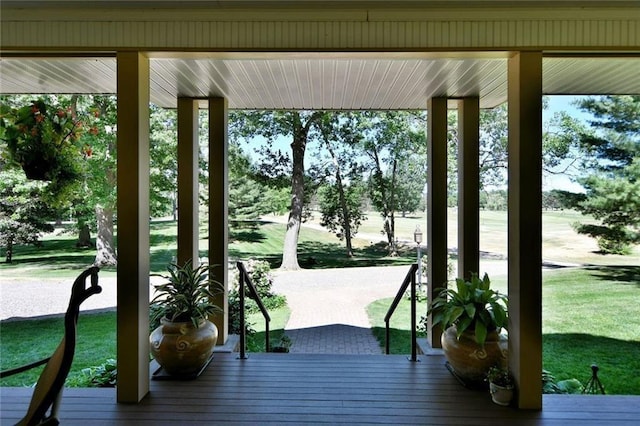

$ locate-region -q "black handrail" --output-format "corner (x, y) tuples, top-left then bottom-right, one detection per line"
(236, 261), (271, 359)
(384, 263), (419, 362)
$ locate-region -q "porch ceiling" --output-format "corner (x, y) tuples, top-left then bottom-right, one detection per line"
(0, 53), (639, 109)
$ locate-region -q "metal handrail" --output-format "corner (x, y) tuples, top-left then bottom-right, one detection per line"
(236, 261), (271, 359)
(384, 263), (419, 362)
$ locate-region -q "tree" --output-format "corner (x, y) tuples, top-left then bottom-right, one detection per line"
(318, 181), (366, 257)
(79, 96), (118, 266)
(444, 98), (577, 203)
(228, 142), (269, 223)
(478, 105), (509, 189)
(230, 110), (326, 270)
(558, 96), (640, 254)
(315, 112), (367, 257)
(360, 111), (427, 255)
(0, 168), (55, 262)
(149, 105), (178, 219)
(0, 94), (121, 266)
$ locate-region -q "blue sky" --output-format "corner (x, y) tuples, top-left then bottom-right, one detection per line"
(543, 95), (591, 192)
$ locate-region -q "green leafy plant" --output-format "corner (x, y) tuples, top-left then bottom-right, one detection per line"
(150, 259), (223, 327)
(228, 258), (286, 335)
(428, 273), (508, 346)
(486, 365), (514, 388)
(67, 359), (117, 388)
(542, 369), (584, 394)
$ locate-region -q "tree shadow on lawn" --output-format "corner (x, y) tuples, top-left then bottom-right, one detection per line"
(229, 228), (267, 244)
(150, 248), (177, 271)
(295, 240), (416, 269)
(585, 265), (640, 288)
(543, 333), (640, 394)
(148, 232), (181, 247)
(229, 240), (416, 270)
(0, 237), (97, 269)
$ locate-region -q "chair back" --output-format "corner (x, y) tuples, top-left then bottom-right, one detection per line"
(17, 267), (102, 426)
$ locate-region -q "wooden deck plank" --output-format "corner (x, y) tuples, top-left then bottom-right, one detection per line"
(2, 353), (639, 425)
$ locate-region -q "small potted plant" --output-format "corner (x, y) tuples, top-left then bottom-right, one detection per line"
(428, 272), (508, 387)
(149, 259), (223, 377)
(486, 365), (515, 406)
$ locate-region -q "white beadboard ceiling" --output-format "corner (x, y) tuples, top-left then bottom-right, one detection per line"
(0, 54), (638, 109)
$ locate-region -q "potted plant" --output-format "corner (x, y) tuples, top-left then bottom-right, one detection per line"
(1, 99), (83, 181)
(149, 259), (223, 377)
(487, 365), (515, 406)
(428, 272), (508, 387)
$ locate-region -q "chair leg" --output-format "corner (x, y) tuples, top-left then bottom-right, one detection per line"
(47, 388), (64, 424)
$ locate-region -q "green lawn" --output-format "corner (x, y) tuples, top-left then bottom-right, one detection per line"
(366, 296), (428, 355)
(245, 305), (291, 352)
(305, 209), (640, 266)
(0, 312), (116, 387)
(541, 266), (640, 395)
(0, 218), (416, 280)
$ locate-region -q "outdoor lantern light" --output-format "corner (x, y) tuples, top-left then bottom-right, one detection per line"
(414, 226), (423, 290)
(414, 226), (423, 245)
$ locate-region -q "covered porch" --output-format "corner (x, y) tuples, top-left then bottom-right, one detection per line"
(2, 353), (639, 425)
(2, 0), (639, 418)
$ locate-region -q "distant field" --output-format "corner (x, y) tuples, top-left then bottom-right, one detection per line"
(301, 209), (640, 266)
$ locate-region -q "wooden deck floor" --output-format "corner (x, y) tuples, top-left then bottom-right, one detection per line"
(2, 353), (638, 425)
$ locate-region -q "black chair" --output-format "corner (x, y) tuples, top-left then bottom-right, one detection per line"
(0, 267), (102, 426)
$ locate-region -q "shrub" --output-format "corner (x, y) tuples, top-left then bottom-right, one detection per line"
(228, 259), (287, 335)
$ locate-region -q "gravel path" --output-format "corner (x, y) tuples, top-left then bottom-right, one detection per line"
(0, 276), (120, 321)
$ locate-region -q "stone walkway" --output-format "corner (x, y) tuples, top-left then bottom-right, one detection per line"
(271, 265), (412, 354)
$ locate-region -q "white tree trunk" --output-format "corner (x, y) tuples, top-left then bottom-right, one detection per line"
(281, 214), (301, 270)
(94, 205), (117, 266)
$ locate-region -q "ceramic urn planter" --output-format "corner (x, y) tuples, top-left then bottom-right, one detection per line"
(150, 318), (218, 376)
(441, 326), (507, 388)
